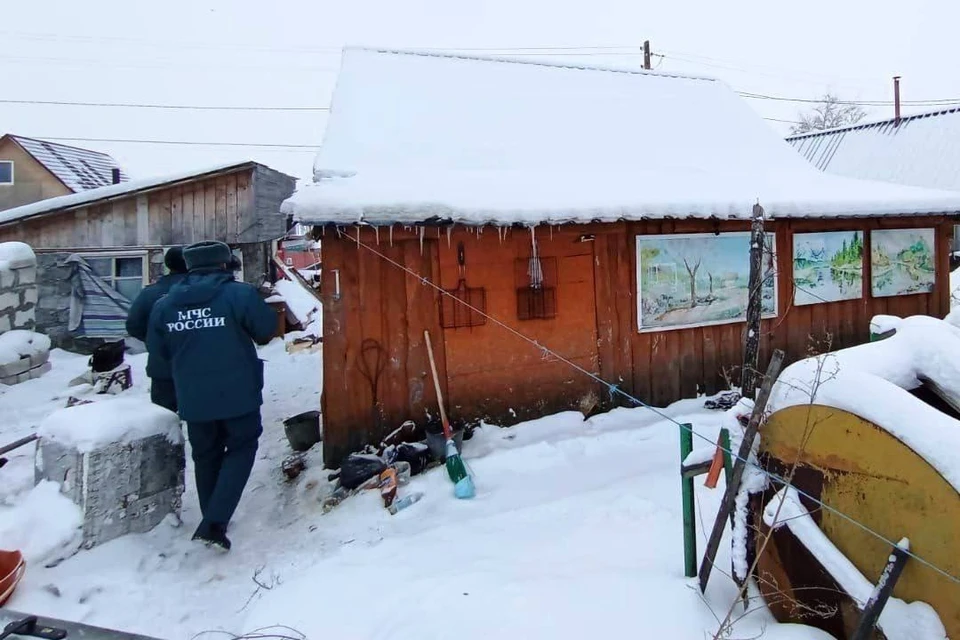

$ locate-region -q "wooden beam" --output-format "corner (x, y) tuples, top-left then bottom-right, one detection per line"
(136, 195), (149, 246)
(698, 348), (785, 593)
(852, 541), (911, 640)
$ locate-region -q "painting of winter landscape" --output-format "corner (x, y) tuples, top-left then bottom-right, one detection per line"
(871, 228), (936, 297)
(792, 231), (864, 306)
(636, 232), (777, 331)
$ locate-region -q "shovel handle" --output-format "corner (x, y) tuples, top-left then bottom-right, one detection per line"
(423, 330), (451, 439)
(0, 434), (37, 457)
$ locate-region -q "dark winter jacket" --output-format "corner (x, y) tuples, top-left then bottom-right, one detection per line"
(147, 269), (277, 422)
(125, 273), (186, 380)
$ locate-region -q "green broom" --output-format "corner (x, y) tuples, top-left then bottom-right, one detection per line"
(424, 330), (475, 499)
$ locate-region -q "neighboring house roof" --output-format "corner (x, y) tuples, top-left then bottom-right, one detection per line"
(786, 107), (960, 192)
(0, 161), (257, 228)
(2, 134), (129, 191)
(283, 48), (960, 226)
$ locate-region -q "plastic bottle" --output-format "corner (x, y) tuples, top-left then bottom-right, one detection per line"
(393, 461), (412, 486)
(388, 492), (424, 515)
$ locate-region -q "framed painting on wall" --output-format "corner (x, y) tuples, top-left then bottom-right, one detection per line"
(870, 228), (936, 297)
(636, 232), (777, 332)
(792, 231), (864, 306)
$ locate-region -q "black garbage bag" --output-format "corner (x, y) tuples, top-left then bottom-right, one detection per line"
(90, 340), (125, 373)
(395, 442), (431, 476)
(339, 454), (387, 490)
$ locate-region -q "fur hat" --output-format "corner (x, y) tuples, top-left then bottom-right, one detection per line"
(163, 246), (187, 274)
(184, 241), (233, 271)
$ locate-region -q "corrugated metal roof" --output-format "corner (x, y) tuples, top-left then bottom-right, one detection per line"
(786, 108), (960, 191)
(6, 135), (128, 192)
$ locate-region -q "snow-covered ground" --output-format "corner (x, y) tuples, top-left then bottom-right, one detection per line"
(0, 339), (831, 639)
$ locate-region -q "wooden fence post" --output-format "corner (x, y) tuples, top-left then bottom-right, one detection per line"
(852, 541), (911, 640)
(698, 349), (784, 593)
(741, 204), (765, 398)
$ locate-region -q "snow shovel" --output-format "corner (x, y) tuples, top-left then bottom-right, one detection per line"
(423, 330), (475, 499)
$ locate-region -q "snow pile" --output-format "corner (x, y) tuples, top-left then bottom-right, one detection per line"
(284, 48), (960, 225)
(0, 481), (81, 565)
(870, 314), (902, 336)
(37, 396), (183, 453)
(0, 346), (831, 640)
(0, 241), (36, 271)
(768, 315), (960, 492)
(764, 488), (947, 640)
(0, 331), (51, 367)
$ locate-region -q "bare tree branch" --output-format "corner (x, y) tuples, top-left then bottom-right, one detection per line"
(790, 93), (867, 134)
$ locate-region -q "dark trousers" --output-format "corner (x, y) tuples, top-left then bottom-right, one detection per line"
(150, 378), (178, 413)
(186, 411), (262, 526)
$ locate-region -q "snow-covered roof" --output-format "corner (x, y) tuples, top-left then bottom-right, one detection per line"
(0, 161), (257, 228)
(283, 48), (960, 226)
(4, 135), (128, 192)
(787, 108), (960, 192)
(768, 315), (960, 493)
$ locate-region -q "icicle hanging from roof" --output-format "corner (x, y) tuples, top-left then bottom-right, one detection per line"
(528, 227), (543, 289)
(419, 226), (425, 255)
(389, 225), (394, 247)
(447, 226), (452, 248)
(375, 226), (380, 245)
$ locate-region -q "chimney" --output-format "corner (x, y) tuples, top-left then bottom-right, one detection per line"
(893, 76), (901, 126)
(111, 167), (121, 184)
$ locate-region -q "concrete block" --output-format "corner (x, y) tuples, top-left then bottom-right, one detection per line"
(30, 349), (50, 368)
(35, 434), (185, 549)
(0, 291), (17, 312)
(0, 269), (14, 289)
(21, 287), (38, 307)
(0, 314), (10, 334)
(14, 309), (35, 329)
(0, 356), (32, 379)
(17, 266), (37, 286)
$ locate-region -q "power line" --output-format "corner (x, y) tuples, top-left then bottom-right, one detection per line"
(30, 135), (318, 151)
(738, 90), (960, 107)
(0, 31), (653, 54)
(0, 98), (328, 112)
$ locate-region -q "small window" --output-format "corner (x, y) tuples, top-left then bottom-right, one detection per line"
(81, 254), (146, 301)
(440, 280), (486, 329)
(0, 161), (13, 185)
(515, 256), (558, 320)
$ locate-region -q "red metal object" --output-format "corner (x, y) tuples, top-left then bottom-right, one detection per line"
(0, 550), (25, 606)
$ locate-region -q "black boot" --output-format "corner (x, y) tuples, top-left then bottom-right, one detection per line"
(192, 522), (231, 552)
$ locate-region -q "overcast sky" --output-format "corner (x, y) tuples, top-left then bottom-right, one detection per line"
(3, 0), (958, 183)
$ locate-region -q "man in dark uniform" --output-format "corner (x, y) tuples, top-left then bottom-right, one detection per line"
(147, 241), (277, 551)
(125, 246), (188, 412)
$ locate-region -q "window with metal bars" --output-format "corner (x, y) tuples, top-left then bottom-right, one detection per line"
(515, 256), (558, 320)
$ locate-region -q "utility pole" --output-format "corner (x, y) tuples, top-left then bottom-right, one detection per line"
(741, 203), (765, 398)
(643, 40), (652, 70)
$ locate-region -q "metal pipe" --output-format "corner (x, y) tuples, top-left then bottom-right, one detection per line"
(894, 76), (902, 126)
(680, 422), (697, 577)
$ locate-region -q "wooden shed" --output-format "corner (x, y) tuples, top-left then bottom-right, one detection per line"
(283, 48), (960, 465)
(0, 161), (296, 347)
